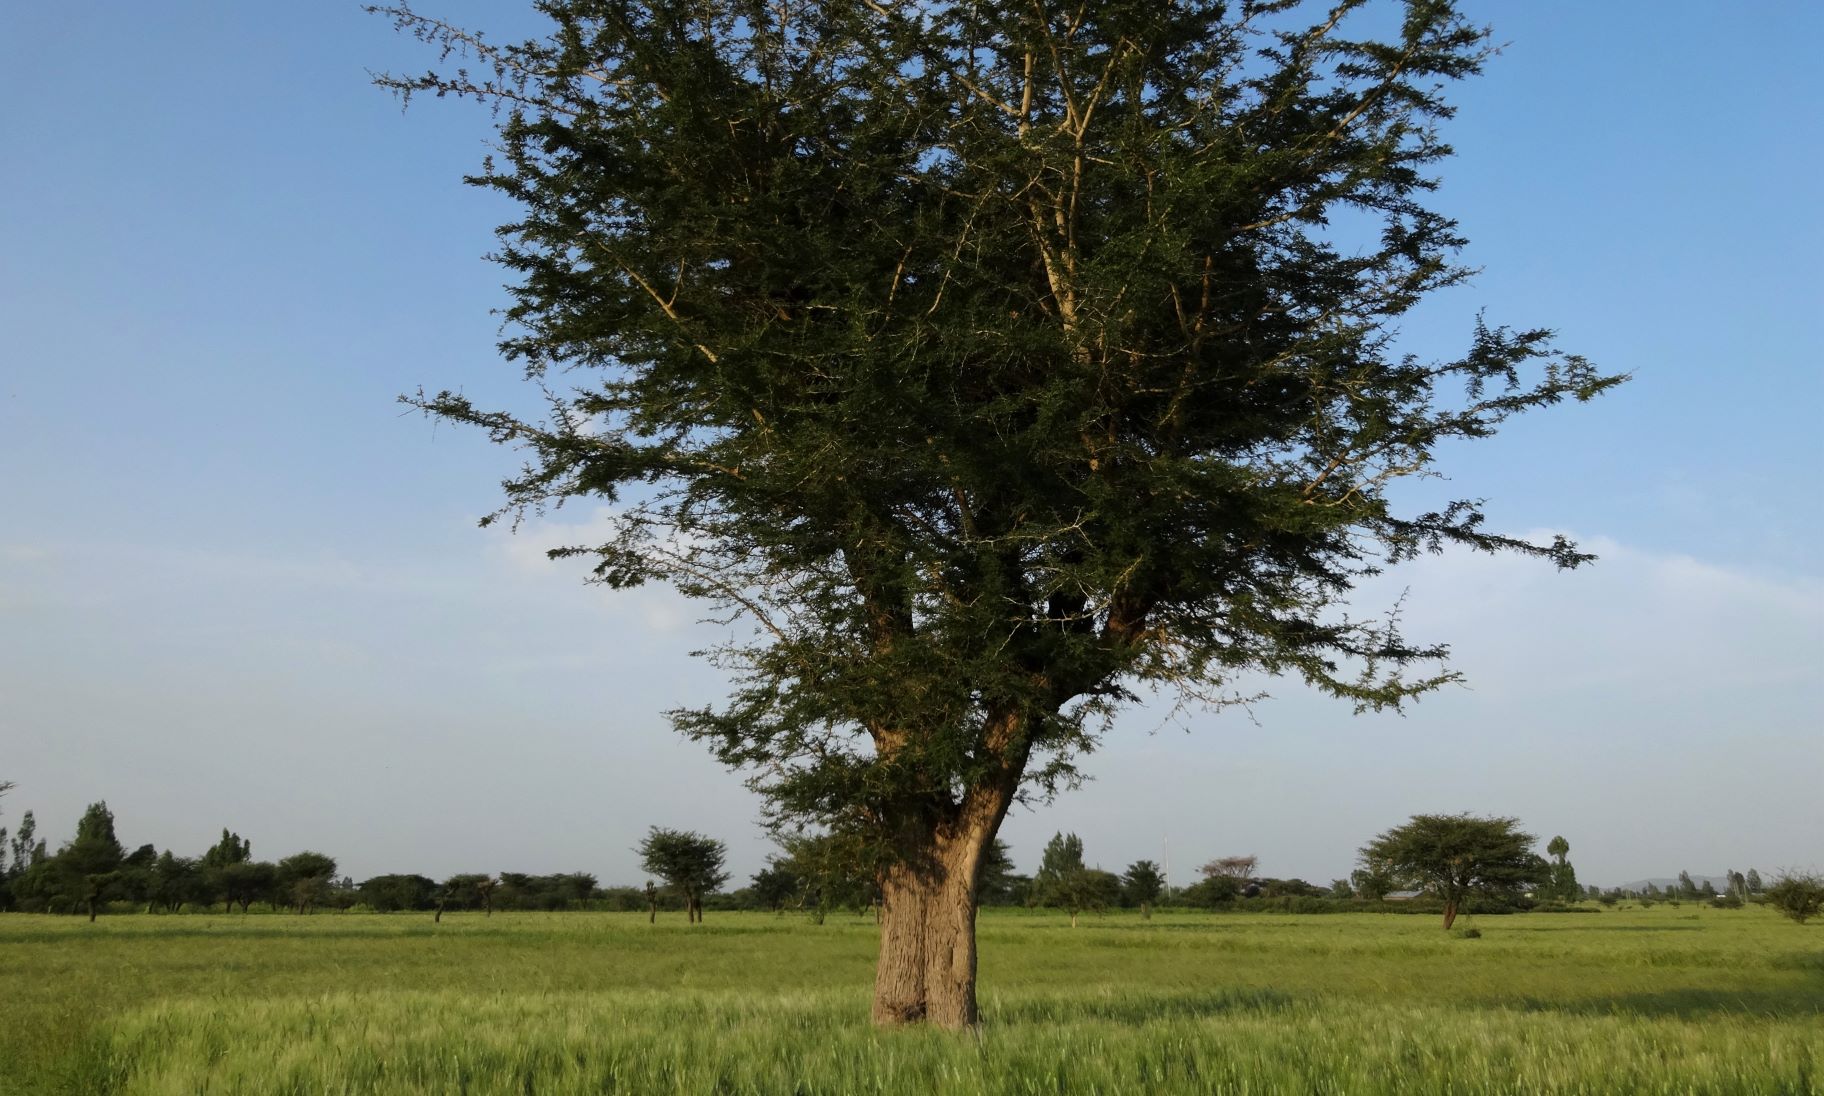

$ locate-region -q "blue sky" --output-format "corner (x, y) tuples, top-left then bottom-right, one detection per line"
(2, 2), (1819, 890)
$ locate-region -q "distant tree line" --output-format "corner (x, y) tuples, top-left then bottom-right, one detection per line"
(0, 802), (345, 920)
(3, 793), (1810, 924)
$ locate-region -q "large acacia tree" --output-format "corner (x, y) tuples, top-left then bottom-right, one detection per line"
(375, 0), (1620, 1027)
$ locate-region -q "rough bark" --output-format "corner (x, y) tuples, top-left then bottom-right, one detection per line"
(1442, 899), (1459, 930)
(870, 797), (1012, 1029)
(870, 707), (1030, 1030)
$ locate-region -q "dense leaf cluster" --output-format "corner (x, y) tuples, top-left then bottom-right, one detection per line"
(374, 0), (1620, 851)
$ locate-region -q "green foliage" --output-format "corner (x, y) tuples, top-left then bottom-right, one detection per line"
(201, 828), (252, 869)
(147, 853), (205, 913)
(1542, 835), (1580, 903)
(772, 831), (876, 920)
(1350, 865), (1395, 901)
(6, 809), (34, 872)
(49, 802), (129, 917)
(1260, 878), (1327, 899)
(374, 0), (1622, 879)
(1762, 873), (1824, 924)
(276, 852), (338, 913)
(1359, 814), (1547, 928)
(62, 801), (124, 878)
(492, 873), (598, 912)
(1032, 833), (1085, 896)
(218, 862), (277, 913)
(1121, 861), (1165, 910)
(1029, 834), (1116, 921)
(637, 828), (729, 921)
(360, 874), (438, 913)
(748, 862), (799, 912)
(977, 840), (1028, 907)
(1179, 874), (1242, 907)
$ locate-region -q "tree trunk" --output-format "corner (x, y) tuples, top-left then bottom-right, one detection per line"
(1070, 910), (1078, 928)
(1141, 902), (1151, 921)
(1442, 899), (1459, 930)
(434, 900), (445, 924)
(88, 898), (98, 923)
(871, 815), (997, 1030)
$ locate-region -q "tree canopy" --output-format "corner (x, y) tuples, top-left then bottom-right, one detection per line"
(1358, 813), (1546, 928)
(1121, 860), (1165, 917)
(1763, 873), (1824, 925)
(637, 827), (730, 922)
(376, 0), (1620, 1026)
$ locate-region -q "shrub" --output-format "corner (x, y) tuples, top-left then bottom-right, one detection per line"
(1764, 873), (1824, 924)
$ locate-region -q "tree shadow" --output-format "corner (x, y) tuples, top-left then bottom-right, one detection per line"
(1497, 987), (1824, 1020)
(1509, 924), (1705, 933)
(989, 986), (1302, 1027)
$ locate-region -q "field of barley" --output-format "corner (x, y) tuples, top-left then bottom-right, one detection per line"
(1, 905), (1819, 1094)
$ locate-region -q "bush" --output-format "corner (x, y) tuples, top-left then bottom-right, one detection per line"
(1764, 873), (1824, 924)
(1178, 875), (1241, 907)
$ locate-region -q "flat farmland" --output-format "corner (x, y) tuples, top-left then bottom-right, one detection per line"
(1, 906), (1819, 1094)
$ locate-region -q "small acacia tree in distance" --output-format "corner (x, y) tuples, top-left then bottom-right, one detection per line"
(436, 873), (494, 922)
(1201, 856), (1260, 882)
(276, 852), (338, 915)
(1360, 814), (1546, 929)
(637, 828), (728, 923)
(375, 0), (1622, 1027)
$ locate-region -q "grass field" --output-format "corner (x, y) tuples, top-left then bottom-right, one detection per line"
(1, 905), (1819, 1094)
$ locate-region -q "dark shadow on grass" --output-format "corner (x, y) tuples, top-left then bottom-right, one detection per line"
(989, 986), (1303, 1027)
(1769, 950), (1824, 973)
(1501, 924), (1705, 933)
(1495, 988), (1824, 1020)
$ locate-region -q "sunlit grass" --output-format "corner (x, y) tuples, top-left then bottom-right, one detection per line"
(2, 906), (1819, 1093)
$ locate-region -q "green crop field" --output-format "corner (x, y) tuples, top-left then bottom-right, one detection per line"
(2, 906), (1819, 1094)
